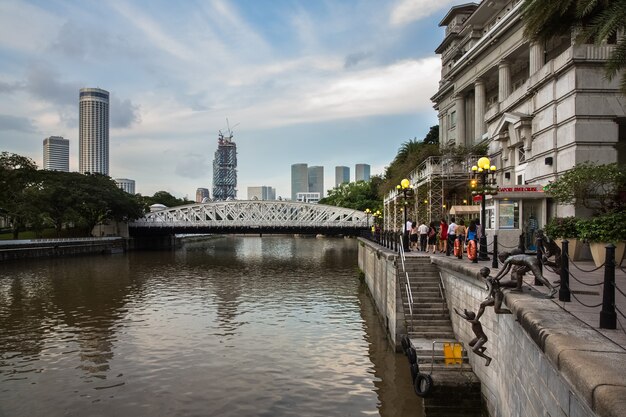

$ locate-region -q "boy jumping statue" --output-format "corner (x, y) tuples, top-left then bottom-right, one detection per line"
(454, 308), (492, 366)
(494, 252), (558, 298)
(475, 267), (515, 321)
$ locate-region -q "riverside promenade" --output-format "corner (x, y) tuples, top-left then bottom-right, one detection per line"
(422, 249), (626, 417)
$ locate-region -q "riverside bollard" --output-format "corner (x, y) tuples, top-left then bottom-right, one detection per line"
(492, 235), (499, 269)
(518, 232), (526, 253)
(600, 244), (616, 329)
(535, 236), (544, 286)
(559, 240), (571, 302)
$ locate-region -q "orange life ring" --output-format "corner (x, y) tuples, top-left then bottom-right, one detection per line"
(454, 238), (461, 258)
(467, 239), (477, 261)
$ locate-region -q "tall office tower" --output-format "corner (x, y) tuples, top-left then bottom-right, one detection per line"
(196, 188), (210, 203)
(79, 88), (109, 175)
(308, 166), (324, 197)
(335, 166), (350, 187)
(115, 178), (135, 194)
(212, 130), (237, 200)
(291, 163), (308, 201)
(355, 163), (371, 182)
(43, 136), (69, 172)
(247, 186), (276, 201)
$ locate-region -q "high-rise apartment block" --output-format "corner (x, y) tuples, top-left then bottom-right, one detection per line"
(291, 163), (308, 201)
(308, 166), (324, 197)
(247, 186), (276, 201)
(335, 166), (350, 187)
(43, 136), (69, 172)
(212, 131), (237, 200)
(115, 178), (135, 194)
(79, 88), (109, 175)
(196, 188), (210, 203)
(355, 164), (371, 181)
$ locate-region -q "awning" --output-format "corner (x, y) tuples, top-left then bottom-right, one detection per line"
(449, 205), (481, 215)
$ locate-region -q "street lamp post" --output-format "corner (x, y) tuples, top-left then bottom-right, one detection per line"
(396, 178), (414, 252)
(470, 157), (498, 261)
(365, 208), (371, 230)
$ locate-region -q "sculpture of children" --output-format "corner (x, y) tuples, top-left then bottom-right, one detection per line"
(454, 308), (492, 366)
(475, 267), (515, 321)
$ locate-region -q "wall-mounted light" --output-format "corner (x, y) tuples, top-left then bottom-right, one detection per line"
(545, 157), (553, 166)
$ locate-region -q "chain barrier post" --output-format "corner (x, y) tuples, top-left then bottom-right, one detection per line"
(600, 244), (616, 329)
(492, 234), (499, 269)
(559, 239), (571, 302)
(518, 232), (526, 253)
(535, 236), (544, 286)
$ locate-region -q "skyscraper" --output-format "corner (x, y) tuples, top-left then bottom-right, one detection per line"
(212, 130), (237, 200)
(43, 136), (69, 172)
(291, 163), (308, 201)
(115, 178), (135, 194)
(308, 166), (324, 197)
(79, 88), (109, 175)
(247, 186), (276, 200)
(355, 164), (371, 182)
(196, 188), (210, 203)
(335, 166), (350, 187)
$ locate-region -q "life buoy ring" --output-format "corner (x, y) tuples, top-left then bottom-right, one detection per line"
(454, 238), (462, 258)
(467, 239), (477, 261)
(410, 363), (419, 381)
(407, 347), (417, 365)
(413, 373), (433, 397)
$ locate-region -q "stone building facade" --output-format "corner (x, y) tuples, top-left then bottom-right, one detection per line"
(431, 0), (626, 247)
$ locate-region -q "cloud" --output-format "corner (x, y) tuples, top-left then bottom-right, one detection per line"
(110, 96), (141, 129)
(175, 153), (211, 179)
(0, 81), (23, 93)
(25, 64), (80, 107)
(344, 52), (372, 69)
(390, 0), (455, 26)
(0, 114), (37, 132)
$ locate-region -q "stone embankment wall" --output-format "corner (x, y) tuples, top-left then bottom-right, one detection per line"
(433, 258), (625, 417)
(0, 238), (125, 262)
(357, 239), (404, 350)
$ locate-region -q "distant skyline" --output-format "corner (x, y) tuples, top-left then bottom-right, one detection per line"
(0, 0), (452, 198)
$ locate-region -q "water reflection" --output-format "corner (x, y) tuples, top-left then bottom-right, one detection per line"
(0, 236), (422, 417)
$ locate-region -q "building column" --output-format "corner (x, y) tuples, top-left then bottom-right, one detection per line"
(529, 41), (544, 74)
(474, 79), (486, 142)
(455, 94), (466, 146)
(498, 60), (511, 102)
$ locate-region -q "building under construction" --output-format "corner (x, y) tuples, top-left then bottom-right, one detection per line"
(212, 130), (237, 201)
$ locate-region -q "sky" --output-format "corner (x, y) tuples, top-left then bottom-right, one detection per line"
(0, 0), (457, 199)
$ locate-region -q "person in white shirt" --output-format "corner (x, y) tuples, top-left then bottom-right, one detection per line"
(446, 217), (457, 256)
(418, 222), (429, 251)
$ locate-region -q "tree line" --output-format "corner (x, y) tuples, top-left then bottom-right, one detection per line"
(0, 152), (190, 238)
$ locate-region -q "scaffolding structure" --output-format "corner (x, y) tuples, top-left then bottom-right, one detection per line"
(212, 131), (237, 201)
(384, 155), (480, 230)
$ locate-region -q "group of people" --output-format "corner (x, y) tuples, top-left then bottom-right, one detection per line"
(405, 216), (482, 255)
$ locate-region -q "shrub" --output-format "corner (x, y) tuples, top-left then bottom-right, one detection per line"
(544, 217), (579, 239)
(577, 211), (626, 243)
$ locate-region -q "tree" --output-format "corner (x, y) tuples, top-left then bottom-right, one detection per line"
(522, 0), (626, 93)
(0, 152), (39, 238)
(423, 125), (439, 145)
(544, 162), (626, 214)
(319, 177), (383, 212)
(138, 191), (192, 209)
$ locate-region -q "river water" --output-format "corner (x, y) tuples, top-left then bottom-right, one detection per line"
(0, 236), (422, 417)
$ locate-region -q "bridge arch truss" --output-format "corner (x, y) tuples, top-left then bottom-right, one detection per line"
(129, 200), (369, 236)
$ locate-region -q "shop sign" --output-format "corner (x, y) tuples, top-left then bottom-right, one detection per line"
(498, 185), (543, 193)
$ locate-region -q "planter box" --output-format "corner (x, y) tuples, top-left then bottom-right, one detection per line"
(555, 238), (583, 261)
(589, 242), (626, 267)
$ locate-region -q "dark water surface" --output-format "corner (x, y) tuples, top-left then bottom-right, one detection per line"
(0, 236), (422, 417)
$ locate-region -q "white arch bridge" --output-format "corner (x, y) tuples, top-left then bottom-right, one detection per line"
(129, 201), (369, 237)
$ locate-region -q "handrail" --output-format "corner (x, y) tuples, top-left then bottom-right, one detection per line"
(399, 235), (414, 317)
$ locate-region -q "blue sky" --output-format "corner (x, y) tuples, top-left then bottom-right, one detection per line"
(0, 0), (456, 199)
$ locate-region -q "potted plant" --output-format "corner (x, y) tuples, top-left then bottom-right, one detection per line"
(577, 212), (626, 267)
(544, 217), (583, 260)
